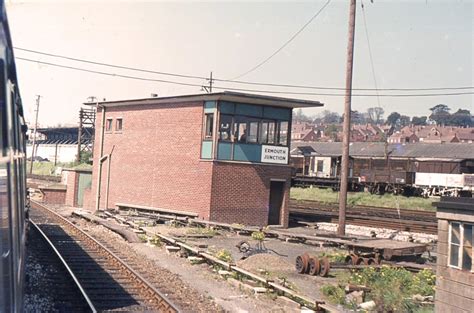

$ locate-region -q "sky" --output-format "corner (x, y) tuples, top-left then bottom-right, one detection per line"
(5, 0), (474, 127)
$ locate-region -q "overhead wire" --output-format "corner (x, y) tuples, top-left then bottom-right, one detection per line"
(14, 47), (474, 92)
(16, 57), (474, 97)
(229, 0), (332, 80)
(361, 1), (382, 109)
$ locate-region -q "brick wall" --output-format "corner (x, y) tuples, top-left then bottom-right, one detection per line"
(210, 162), (291, 227)
(40, 187), (66, 205)
(86, 102), (213, 219)
(435, 218), (474, 312)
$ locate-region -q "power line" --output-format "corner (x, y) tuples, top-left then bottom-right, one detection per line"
(16, 57), (474, 97)
(16, 57), (204, 88)
(230, 0), (332, 80)
(15, 47), (474, 91)
(361, 1), (382, 109)
(14, 47), (206, 81)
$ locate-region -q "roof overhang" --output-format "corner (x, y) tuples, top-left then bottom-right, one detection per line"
(83, 91), (324, 109)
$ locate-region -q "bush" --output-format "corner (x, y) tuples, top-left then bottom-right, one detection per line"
(216, 249), (233, 263)
(321, 266), (436, 311)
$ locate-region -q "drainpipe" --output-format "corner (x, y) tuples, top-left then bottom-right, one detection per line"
(104, 145), (115, 211)
(95, 103), (106, 212)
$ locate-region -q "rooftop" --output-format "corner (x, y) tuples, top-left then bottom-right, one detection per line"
(84, 91), (324, 109)
(291, 142), (474, 160)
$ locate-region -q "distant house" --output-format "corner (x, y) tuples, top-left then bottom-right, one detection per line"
(388, 125), (473, 144)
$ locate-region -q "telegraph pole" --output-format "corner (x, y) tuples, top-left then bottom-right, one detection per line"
(208, 71), (214, 93)
(29, 95), (41, 174)
(338, 0), (356, 236)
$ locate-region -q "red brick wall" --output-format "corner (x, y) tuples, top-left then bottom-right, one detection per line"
(210, 162), (291, 227)
(41, 188), (66, 205)
(64, 170), (78, 206)
(87, 102), (213, 219)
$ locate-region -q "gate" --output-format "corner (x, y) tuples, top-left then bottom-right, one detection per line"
(76, 172), (92, 207)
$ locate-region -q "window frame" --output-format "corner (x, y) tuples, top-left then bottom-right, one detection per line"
(115, 118), (123, 132)
(448, 221), (474, 272)
(203, 113), (214, 141)
(218, 114), (233, 142)
(105, 118), (113, 132)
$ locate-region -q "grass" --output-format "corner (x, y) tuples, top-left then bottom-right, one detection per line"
(290, 187), (436, 211)
(27, 161), (91, 176)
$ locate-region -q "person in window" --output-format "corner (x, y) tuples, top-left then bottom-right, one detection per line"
(239, 129), (247, 143)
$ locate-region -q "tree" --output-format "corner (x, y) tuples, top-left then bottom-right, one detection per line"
(412, 116), (427, 125)
(399, 115), (410, 127)
(293, 108), (312, 123)
(449, 109), (472, 127)
(351, 110), (367, 124)
(325, 124), (340, 142)
(429, 104), (451, 125)
(367, 107), (384, 124)
(386, 112), (401, 126)
(321, 110), (341, 124)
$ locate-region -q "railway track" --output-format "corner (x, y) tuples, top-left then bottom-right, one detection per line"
(289, 199), (438, 235)
(29, 200), (179, 312)
(26, 222), (95, 312)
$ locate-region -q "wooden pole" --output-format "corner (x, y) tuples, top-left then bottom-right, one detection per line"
(338, 0), (356, 236)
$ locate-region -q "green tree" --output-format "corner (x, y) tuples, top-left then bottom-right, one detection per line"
(449, 109), (472, 127)
(412, 116), (427, 125)
(429, 104), (451, 125)
(386, 112), (401, 126)
(367, 107), (384, 124)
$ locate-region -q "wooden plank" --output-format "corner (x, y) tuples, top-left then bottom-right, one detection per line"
(116, 202), (199, 217)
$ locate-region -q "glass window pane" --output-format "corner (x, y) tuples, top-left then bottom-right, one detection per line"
(451, 223), (461, 244)
(248, 120), (259, 143)
(219, 115), (232, 141)
(462, 224), (473, 270)
(204, 113), (214, 139)
(116, 118), (122, 131)
(259, 122), (268, 144)
(106, 119), (112, 131)
(450, 244), (459, 267)
(236, 123), (247, 143)
(268, 122), (276, 144)
(279, 121), (288, 146)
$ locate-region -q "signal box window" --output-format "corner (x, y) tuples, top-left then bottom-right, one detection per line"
(204, 113), (214, 140)
(106, 118), (113, 132)
(219, 114), (232, 141)
(116, 118), (123, 131)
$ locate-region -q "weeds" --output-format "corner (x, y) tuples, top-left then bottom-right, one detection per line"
(291, 187), (435, 211)
(216, 249), (233, 263)
(320, 266), (436, 311)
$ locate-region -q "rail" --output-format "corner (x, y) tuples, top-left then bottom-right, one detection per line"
(30, 200), (180, 313)
(29, 221), (97, 313)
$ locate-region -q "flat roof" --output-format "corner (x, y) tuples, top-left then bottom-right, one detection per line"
(84, 91), (324, 109)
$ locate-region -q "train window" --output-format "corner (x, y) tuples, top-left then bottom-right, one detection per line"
(116, 118), (123, 131)
(449, 222), (474, 271)
(106, 118), (113, 132)
(317, 160), (324, 172)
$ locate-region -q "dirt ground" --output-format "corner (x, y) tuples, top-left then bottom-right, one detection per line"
(52, 205), (326, 312)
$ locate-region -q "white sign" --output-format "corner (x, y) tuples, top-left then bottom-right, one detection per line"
(261, 145), (289, 164)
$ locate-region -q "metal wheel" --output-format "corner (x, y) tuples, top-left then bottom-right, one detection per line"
(236, 241), (251, 253)
(295, 255), (306, 274)
(355, 256), (364, 265)
(319, 256), (330, 277)
(346, 254), (358, 265)
(308, 256), (320, 276)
